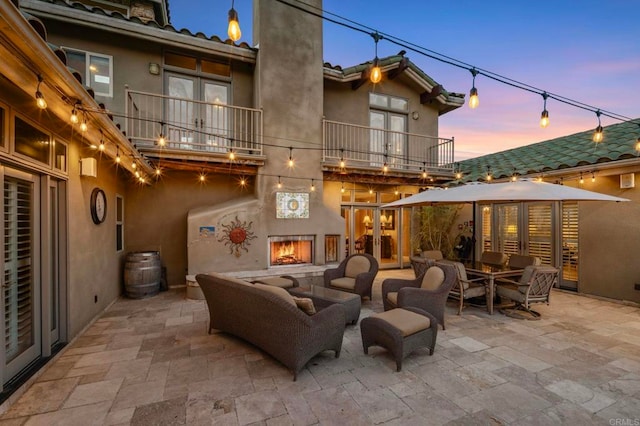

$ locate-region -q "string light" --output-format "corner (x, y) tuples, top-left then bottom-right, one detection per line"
(115, 147), (121, 163)
(339, 149), (345, 168)
(199, 170), (206, 182)
(369, 32), (383, 84)
(468, 68), (479, 109)
(35, 75), (47, 109)
(421, 162), (427, 179)
(579, 173), (584, 184)
(369, 187), (373, 194)
(540, 92), (550, 128)
(277, 176), (282, 189)
(157, 133), (165, 147)
(155, 167), (161, 176)
(135, 170), (140, 178)
(591, 172), (596, 182)
(240, 177), (246, 186)
(511, 168), (518, 182)
(228, 149), (235, 160)
(310, 179), (316, 191)
(593, 110), (604, 143)
(70, 106), (79, 124)
(132, 161), (137, 170)
(98, 130), (105, 151)
(227, 0), (241, 42)
(340, 181), (345, 193)
(80, 112), (88, 132)
(382, 161), (388, 173)
(486, 166), (492, 181)
(394, 187), (399, 196)
(288, 147), (294, 168)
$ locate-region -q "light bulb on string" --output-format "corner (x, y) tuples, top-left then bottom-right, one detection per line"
(340, 182), (345, 193)
(421, 162), (427, 179)
(591, 172), (596, 182)
(593, 110), (604, 143)
(369, 32), (383, 84)
(155, 167), (161, 176)
(369, 188), (373, 195)
(240, 177), (246, 187)
(468, 68), (479, 109)
(579, 173), (584, 184)
(132, 160), (137, 170)
(70, 106), (79, 124)
(277, 176), (282, 189)
(99, 131), (105, 151)
(288, 147), (294, 168)
(157, 133), (165, 147)
(486, 166), (492, 181)
(115, 147), (121, 163)
(80, 112), (88, 132)
(228, 149), (235, 160)
(394, 187), (399, 196)
(199, 170), (206, 183)
(35, 75), (47, 109)
(227, 0), (241, 42)
(339, 149), (345, 168)
(310, 179), (315, 192)
(539, 92), (550, 128)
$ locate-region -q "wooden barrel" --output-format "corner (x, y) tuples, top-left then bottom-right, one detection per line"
(124, 251), (161, 299)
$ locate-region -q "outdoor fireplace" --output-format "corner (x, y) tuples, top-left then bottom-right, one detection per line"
(268, 235), (314, 267)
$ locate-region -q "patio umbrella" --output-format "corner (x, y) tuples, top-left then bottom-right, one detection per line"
(382, 179), (629, 208)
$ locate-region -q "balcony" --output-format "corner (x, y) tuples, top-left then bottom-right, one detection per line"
(322, 119), (454, 181)
(125, 90), (263, 162)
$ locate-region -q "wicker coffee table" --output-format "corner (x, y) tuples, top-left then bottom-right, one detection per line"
(289, 285), (361, 325)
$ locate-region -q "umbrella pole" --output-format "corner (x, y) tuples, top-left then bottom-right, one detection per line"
(472, 201), (476, 263)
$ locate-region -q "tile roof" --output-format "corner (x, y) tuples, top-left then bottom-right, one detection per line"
(458, 119), (640, 182)
(30, 0), (253, 49)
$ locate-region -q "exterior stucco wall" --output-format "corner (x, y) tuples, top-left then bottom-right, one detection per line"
(124, 171), (250, 285)
(323, 77), (440, 136)
(577, 175), (640, 303)
(67, 145), (127, 337)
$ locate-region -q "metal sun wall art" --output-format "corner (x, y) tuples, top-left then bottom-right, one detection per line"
(217, 215), (257, 257)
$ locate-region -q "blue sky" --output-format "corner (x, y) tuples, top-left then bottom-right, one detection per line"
(170, 1), (640, 160)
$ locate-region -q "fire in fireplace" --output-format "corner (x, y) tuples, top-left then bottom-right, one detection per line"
(269, 235), (314, 266)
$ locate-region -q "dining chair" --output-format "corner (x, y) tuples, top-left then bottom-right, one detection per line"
(496, 265), (559, 319)
(437, 260), (488, 315)
(480, 251), (508, 266)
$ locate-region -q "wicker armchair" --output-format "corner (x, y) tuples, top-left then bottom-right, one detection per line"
(421, 250), (444, 261)
(381, 263), (456, 329)
(409, 256), (434, 278)
(496, 265), (559, 319)
(437, 260), (488, 315)
(323, 253), (379, 300)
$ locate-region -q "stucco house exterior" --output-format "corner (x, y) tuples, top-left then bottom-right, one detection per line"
(0, 0), (464, 399)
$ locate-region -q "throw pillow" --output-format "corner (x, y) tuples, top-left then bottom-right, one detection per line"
(292, 297), (316, 315)
(421, 266), (445, 290)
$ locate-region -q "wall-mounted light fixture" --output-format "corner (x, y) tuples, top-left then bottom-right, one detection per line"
(148, 63), (160, 75)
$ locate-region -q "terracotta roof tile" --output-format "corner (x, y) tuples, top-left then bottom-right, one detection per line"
(459, 120), (640, 182)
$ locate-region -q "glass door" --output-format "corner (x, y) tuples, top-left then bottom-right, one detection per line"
(201, 80), (230, 152)
(2, 168), (41, 383)
(496, 204), (520, 256)
(525, 203), (554, 265)
(379, 207), (399, 268)
(165, 73), (196, 148)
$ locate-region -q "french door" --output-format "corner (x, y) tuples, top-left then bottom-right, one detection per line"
(2, 168), (41, 382)
(369, 111), (407, 168)
(165, 73), (230, 151)
(486, 202), (555, 265)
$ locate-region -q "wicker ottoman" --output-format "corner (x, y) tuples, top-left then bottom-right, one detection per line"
(360, 307), (438, 372)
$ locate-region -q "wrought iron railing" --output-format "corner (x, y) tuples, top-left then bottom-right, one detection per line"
(125, 89), (263, 156)
(322, 119), (454, 172)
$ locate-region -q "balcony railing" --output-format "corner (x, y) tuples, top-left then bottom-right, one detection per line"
(125, 89), (262, 157)
(323, 119), (454, 173)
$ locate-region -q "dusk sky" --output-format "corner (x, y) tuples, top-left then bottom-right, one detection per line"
(171, 1), (640, 161)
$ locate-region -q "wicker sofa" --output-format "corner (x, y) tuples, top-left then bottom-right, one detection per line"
(196, 273), (346, 380)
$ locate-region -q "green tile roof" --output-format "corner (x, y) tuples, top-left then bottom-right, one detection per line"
(458, 119), (640, 182)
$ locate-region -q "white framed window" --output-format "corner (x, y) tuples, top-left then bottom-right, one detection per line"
(63, 48), (113, 97)
(116, 194), (124, 252)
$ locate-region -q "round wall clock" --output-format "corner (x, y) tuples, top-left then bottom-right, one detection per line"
(90, 187), (107, 224)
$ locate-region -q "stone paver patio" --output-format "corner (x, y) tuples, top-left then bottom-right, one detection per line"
(1, 269), (639, 425)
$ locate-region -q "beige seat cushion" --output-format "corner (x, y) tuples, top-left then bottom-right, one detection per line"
(421, 250), (443, 260)
(421, 266), (445, 290)
(330, 277), (356, 290)
(345, 256), (370, 278)
(253, 276), (295, 288)
(254, 283), (296, 307)
(371, 308), (431, 336)
(292, 297), (316, 315)
(386, 292), (398, 306)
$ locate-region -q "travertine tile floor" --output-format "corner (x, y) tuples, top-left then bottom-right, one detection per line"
(1, 269), (640, 425)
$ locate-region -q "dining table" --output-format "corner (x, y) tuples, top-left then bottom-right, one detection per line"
(463, 261), (525, 314)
